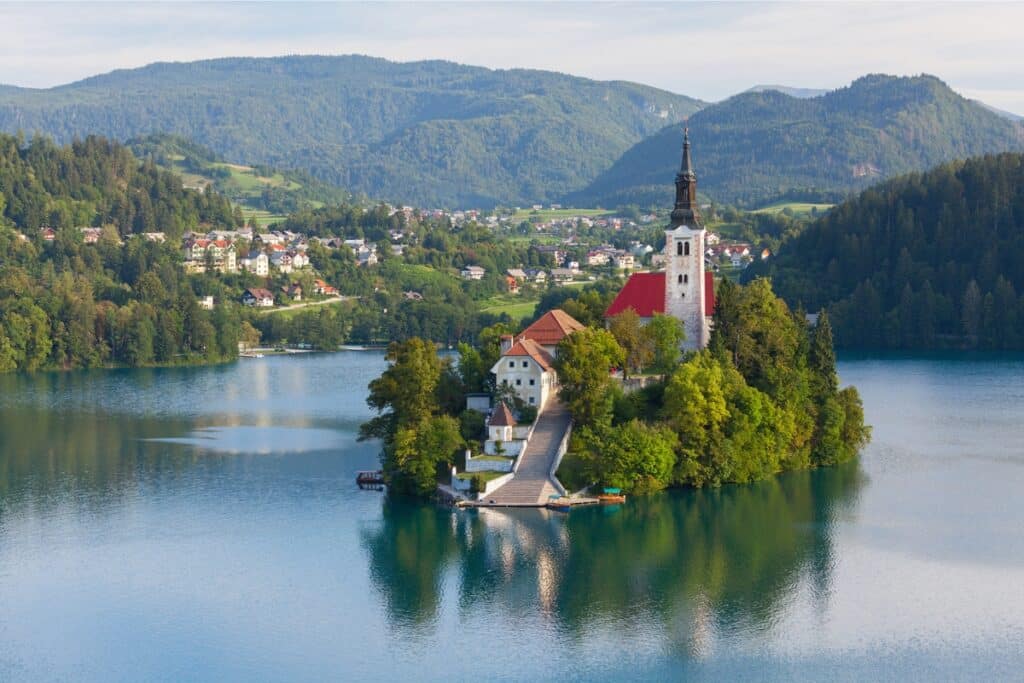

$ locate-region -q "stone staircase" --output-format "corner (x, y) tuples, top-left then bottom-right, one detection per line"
(485, 400), (570, 506)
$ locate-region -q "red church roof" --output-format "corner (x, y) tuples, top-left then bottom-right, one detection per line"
(605, 272), (666, 318)
(604, 271), (716, 318)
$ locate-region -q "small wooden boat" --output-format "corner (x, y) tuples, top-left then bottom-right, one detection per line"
(356, 470), (385, 488)
(598, 487), (626, 504)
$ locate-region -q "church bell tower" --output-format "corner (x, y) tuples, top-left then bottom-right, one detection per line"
(665, 128), (708, 350)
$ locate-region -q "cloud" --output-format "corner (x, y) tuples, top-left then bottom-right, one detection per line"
(0, 1), (1021, 114)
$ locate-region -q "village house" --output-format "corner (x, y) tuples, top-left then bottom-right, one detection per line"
(79, 227), (102, 242)
(506, 268), (528, 280)
(356, 245), (378, 266)
(241, 287), (275, 307)
(491, 338), (556, 409)
(313, 279), (338, 296)
(270, 252), (294, 273)
(613, 252), (635, 271)
(525, 268), (547, 284)
(183, 238), (237, 274)
(198, 295), (215, 310)
(461, 265), (486, 280)
(284, 283), (303, 301)
(240, 250), (269, 277)
(489, 309), (585, 412)
(40, 227), (56, 241)
(505, 275), (520, 294)
(551, 267), (576, 283)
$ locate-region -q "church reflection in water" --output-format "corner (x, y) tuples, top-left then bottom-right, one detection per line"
(361, 460), (865, 654)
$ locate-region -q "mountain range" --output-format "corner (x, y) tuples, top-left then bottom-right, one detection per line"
(1, 58), (1022, 209)
(571, 75), (1024, 208)
(0, 55), (700, 208)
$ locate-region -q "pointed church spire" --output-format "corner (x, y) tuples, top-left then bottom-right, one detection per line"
(670, 126), (701, 228)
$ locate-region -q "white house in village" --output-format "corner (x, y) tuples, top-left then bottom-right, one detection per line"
(490, 309), (585, 411)
(240, 250), (269, 277)
(490, 339), (555, 409)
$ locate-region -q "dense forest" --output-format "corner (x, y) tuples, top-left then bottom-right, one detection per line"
(573, 74), (1024, 208)
(0, 133), (245, 371)
(752, 153), (1024, 349)
(0, 55), (702, 207)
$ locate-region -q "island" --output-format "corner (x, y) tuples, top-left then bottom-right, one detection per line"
(360, 134), (870, 504)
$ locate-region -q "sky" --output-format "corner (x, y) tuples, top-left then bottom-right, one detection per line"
(1, 1), (1022, 114)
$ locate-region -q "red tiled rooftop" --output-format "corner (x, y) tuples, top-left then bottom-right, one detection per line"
(518, 309), (585, 346)
(605, 272), (666, 318)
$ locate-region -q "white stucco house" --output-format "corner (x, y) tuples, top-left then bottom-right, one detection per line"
(490, 338), (556, 410)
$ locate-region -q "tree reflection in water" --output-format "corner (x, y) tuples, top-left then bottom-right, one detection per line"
(362, 461), (864, 653)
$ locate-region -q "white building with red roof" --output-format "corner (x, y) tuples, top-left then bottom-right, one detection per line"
(488, 308), (586, 412)
(604, 129), (715, 350)
(490, 338), (557, 410)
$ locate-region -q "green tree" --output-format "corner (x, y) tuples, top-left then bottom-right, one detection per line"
(644, 313), (685, 375)
(360, 338), (442, 442)
(554, 328), (626, 428)
(608, 308), (652, 377)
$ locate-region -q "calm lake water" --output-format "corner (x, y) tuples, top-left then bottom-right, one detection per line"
(1, 351), (1023, 681)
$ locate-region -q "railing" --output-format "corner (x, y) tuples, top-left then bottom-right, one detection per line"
(548, 420), (572, 496)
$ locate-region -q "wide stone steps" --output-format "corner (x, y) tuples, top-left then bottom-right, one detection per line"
(485, 400), (570, 506)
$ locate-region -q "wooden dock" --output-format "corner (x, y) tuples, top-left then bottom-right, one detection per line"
(458, 495), (599, 510)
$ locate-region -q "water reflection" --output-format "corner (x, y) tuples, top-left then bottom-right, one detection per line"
(362, 461), (865, 650)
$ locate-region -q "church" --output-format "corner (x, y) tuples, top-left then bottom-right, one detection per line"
(604, 129), (715, 350)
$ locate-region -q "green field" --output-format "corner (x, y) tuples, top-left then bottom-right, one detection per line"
(750, 201), (834, 215)
(241, 209), (290, 227)
(481, 294), (538, 320)
(510, 207), (613, 222)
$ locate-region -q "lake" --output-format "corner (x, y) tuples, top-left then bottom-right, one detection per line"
(1, 351), (1023, 681)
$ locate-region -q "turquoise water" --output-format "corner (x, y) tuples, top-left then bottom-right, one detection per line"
(1, 352), (1023, 680)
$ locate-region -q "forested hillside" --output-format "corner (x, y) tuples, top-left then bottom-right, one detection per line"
(0, 133), (245, 371)
(0, 133), (238, 237)
(0, 55), (703, 208)
(128, 133), (355, 217)
(750, 152), (1024, 349)
(573, 75), (1024, 209)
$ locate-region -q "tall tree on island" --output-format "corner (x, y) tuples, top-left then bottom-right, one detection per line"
(360, 338), (464, 497)
(555, 328), (626, 429)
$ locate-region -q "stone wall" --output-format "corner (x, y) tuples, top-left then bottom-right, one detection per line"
(465, 451), (515, 473)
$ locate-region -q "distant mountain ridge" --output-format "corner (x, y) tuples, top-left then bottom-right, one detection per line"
(0, 55), (703, 208)
(572, 74), (1024, 208)
(744, 84), (828, 99)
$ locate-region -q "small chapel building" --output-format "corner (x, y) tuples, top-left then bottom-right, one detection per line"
(605, 129), (715, 350)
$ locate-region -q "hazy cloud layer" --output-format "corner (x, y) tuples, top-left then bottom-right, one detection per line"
(1, 2), (1022, 113)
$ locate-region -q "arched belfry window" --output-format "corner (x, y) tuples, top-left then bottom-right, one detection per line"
(684, 274), (688, 283)
(678, 274), (683, 284)
(684, 241), (690, 256)
(677, 241), (683, 256)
